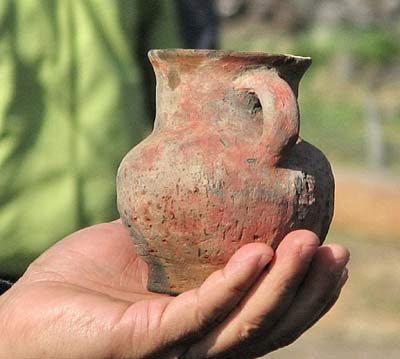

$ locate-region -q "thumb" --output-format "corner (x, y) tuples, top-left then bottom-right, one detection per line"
(158, 243), (274, 345)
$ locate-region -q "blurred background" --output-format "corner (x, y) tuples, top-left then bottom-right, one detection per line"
(215, 1), (400, 358)
(0, 1), (399, 358)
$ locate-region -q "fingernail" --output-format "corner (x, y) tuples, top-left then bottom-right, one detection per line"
(330, 256), (350, 277)
(298, 235), (320, 259)
(338, 267), (349, 287)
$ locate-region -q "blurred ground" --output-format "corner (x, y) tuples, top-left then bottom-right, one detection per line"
(334, 167), (400, 241)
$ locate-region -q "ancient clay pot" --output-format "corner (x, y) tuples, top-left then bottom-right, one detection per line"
(117, 49), (334, 295)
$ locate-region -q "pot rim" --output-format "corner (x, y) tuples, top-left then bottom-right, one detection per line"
(148, 48), (312, 67)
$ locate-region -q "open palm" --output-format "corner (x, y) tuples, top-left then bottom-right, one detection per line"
(0, 221), (349, 359)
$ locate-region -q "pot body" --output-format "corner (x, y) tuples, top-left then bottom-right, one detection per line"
(117, 49), (334, 295)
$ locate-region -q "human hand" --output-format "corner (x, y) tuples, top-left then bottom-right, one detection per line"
(0, 221), (349, 358)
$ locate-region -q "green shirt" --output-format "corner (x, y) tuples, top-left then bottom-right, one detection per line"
(0, 0), (181, 276)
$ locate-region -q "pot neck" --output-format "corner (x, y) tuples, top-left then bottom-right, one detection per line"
(149, 49), (311, 129)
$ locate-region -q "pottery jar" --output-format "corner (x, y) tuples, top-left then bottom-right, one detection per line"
(117, 49), (334, 295)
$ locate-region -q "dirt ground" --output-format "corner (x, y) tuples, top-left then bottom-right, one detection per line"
(262, 167), (400, 359)
(333, 167), (400, 241)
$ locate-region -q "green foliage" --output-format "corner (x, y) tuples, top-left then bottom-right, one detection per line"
(299, 90), (366, 165)
(350, 28), (400, 66)
(290, 26), (400, 67)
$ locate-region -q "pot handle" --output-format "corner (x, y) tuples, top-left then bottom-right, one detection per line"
(233, 69), (299, 166)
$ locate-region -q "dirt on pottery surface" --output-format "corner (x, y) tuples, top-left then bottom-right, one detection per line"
(261, 167), (400, 358)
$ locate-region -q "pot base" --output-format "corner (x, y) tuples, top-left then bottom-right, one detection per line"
(146, 261), (223, 295)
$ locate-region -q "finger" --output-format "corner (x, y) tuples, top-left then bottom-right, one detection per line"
(258, 244), (350, 354)
(185, 230), (320, 359)
(299, 280), (345, 340)
(111, 243), (273, 359)
(300, 265), (349, 335)
(158, 243), (274, 346)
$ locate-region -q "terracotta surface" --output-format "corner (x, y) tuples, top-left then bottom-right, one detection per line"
(117, 49), (334, 295)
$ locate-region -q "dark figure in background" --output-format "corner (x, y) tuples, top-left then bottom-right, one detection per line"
(176, 0), (220, 48)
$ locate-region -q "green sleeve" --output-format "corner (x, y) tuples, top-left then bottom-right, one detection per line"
(0, 0), (181, 276)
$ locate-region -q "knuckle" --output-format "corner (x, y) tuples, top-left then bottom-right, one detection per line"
(220, 268), (248, 297)
(235, 320), (260, 343)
